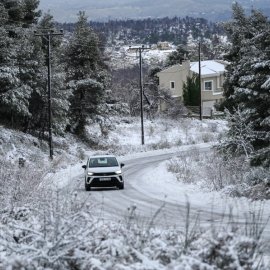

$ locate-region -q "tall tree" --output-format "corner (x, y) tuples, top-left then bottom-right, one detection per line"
(0, 0), (41, 128)
(27, 13), (70, 136)
(65, 11), (108, 136)
(183, 74), (200, 106)
(0, 2), (69, 137)
(222, 4), (270, 167)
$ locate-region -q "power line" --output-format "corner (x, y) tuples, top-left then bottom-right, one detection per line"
(198, 42), (202, 121)
(34, 29), (63, 160)
(129, 45), (151, 145)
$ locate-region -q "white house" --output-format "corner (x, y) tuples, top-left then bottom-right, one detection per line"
(157, 60), (226, 115)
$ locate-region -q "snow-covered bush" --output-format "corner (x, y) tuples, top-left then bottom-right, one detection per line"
(162, 100), (188, 119)
(167, 155), (194, 184)
(166, 148), (270, 200)
(167, 150), (252, 192)
(0, 198), (95, 269)
(217, 108), (257, 160)
(150, 139), (171, 150)
(242, 168), (270, 200)
(201, 132), (215, 143)
(82, 116), (227, 156)
(0, 158), (49, 209)
(0, 194), (267, 269)
(204, 152), (248, 190)
(245, 167), (270, 187)
(193, 230), (259, 269)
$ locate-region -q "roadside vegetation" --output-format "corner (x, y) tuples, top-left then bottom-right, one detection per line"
(167, 149), (270, 200)
(0, 115), (269, 269)
(0, 178), (268, 269)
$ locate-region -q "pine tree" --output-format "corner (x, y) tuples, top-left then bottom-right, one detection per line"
(0, 2), (70, 137)
(165, 45), (189, 67)
(21, 0), (41, 27)
(183, 74), (200, 106)
(0, 0), (41, 128)
(222, 4), (270, 167)
(64, 11), (107, 136)
(1, 0), (40, 27)
(28, 13), (71, 136)
(222, 3), (253, 111)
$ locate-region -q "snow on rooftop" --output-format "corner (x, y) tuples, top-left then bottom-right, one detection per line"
(190, 60), (225, 76)
(158, 60), (226, 76)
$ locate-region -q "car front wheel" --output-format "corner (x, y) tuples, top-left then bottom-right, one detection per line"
(118, 182), (124, 190)
(85, 183), (91, 191)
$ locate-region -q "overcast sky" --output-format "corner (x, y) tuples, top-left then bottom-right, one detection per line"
(38, 0), (268, 22)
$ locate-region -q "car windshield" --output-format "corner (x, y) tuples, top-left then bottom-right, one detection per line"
(89, 157), (119, 168)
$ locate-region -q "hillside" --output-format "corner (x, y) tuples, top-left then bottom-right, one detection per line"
(89, 17), (223, 45)
(60, 16), (227, 68)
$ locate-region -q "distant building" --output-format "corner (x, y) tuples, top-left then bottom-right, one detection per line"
(157, 60), (226, 115)
(157, 41), (171, 50)
(127, 45), (142, 53)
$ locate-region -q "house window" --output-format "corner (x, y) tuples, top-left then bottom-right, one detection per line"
(170, 81), (175, 89)
(204, 81), (213, 91)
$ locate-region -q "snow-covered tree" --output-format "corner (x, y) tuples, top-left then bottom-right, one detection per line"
(27, 13), (71, 136)
(1, 0), (40, 27)
(165, 45), (189, 67)
(64, 11), (108, 136)
(222, 4), (270, 167)
(0, 30), (38, 128)
(0, 2), (70, 136)
(219, 108), (257, 158)
(21, 0), (41, 27)
(0, 0), (41, 128)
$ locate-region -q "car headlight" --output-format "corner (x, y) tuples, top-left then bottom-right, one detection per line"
(115, 170), (122, 174)
(87, 172), (94, 176)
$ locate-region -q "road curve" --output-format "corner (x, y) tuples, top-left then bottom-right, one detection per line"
(64, 143), (249, 230)
(54, 142), (270, 252)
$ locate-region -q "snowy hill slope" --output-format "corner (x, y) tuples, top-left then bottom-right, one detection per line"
(1, 117), (270, 269)
(0, 125), (85, 168)
(0, 116), (227, 168)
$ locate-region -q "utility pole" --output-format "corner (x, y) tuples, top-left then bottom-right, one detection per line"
(198, 42), (202, 120)
(129, 45), (150, 145)
(139, 46), (144, 145)
(34, 29), (63, 159)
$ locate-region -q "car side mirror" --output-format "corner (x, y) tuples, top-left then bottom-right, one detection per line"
(82, 165), (86, 169)
(120, 163), (125, 168)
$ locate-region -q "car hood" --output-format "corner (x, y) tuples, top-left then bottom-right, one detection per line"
(87, 166), (120, 173)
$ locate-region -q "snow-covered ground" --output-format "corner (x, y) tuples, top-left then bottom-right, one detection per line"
(85, 116), (226, 155)
(107, 45), (176, 68)
(1, 117), (269, 269)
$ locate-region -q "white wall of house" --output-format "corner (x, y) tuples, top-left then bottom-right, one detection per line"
(201, 76), (223, 102)
(157, 60), (190, 99)
(157, 60), (226, 112)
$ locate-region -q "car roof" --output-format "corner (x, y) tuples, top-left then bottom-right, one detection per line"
(88, 155), (117, 159)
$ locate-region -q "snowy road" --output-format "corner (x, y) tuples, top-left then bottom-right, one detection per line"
(58, 143), (269, 239)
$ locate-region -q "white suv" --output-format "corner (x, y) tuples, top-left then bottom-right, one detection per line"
(82, 155), (124, 191)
